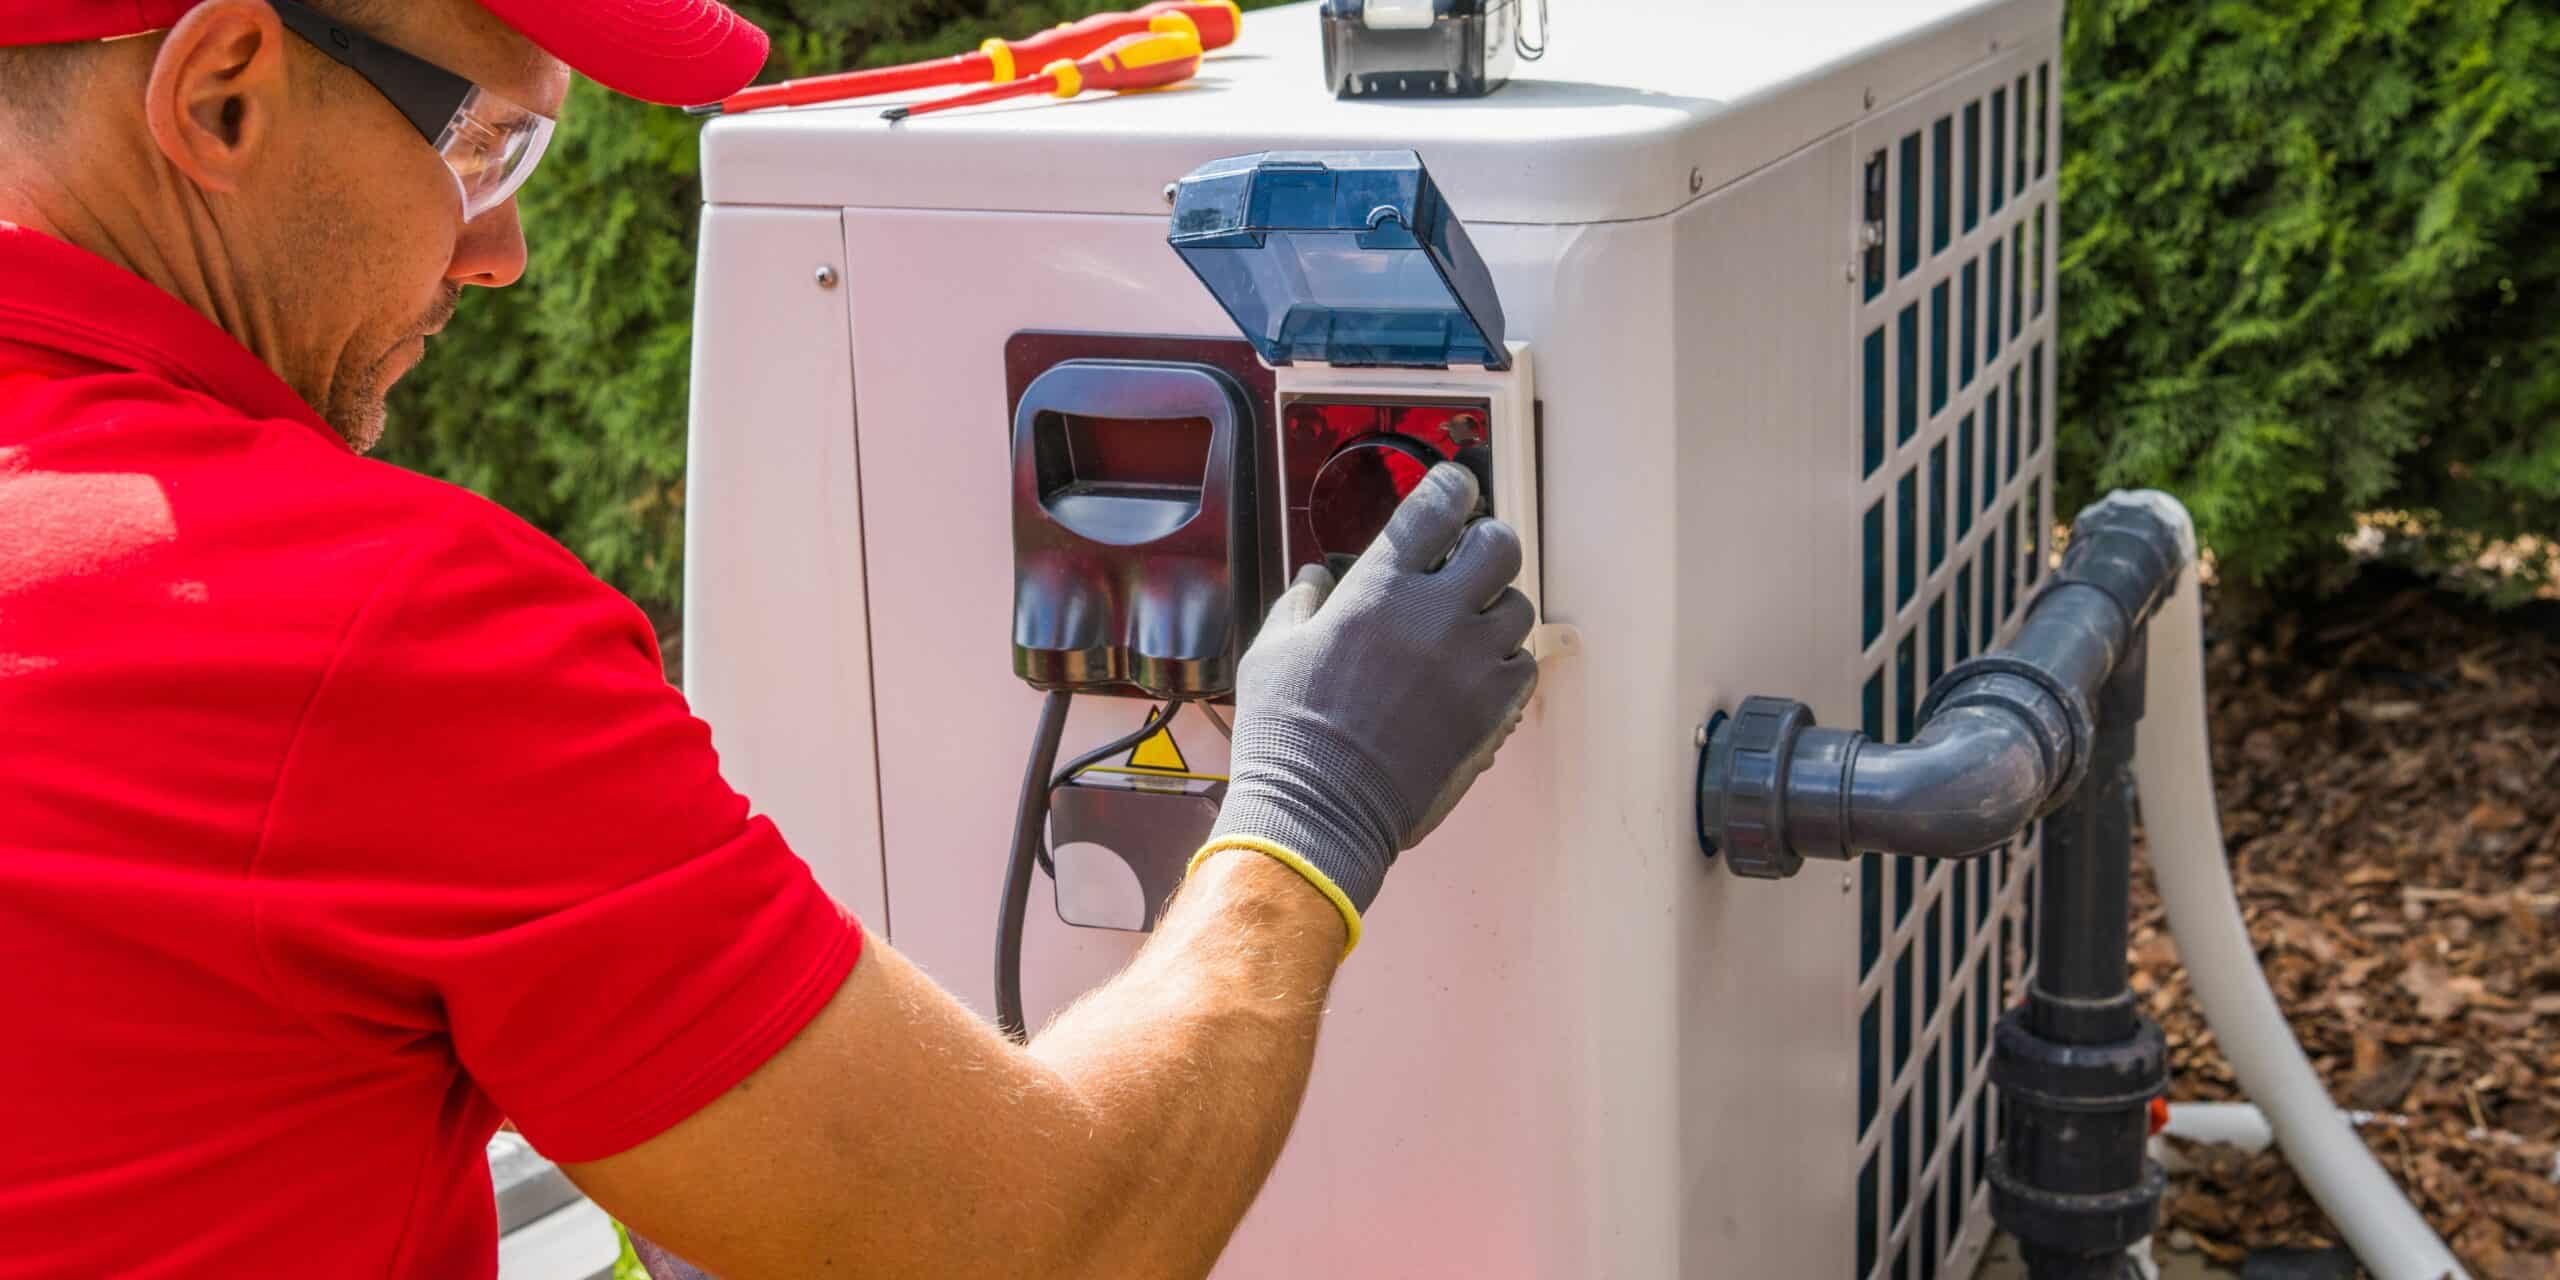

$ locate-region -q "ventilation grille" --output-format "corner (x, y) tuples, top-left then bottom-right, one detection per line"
(1854, 53), (2058, 1280)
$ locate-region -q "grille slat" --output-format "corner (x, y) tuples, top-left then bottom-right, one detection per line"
(1853, 53), (2059, 1280)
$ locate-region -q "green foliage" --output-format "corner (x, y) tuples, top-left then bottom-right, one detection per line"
(2060, 0), (2560, 588)
(382, 1), (1292, 618)
(390, 1), (2560, 615)
(611, 1222), (649, 1280)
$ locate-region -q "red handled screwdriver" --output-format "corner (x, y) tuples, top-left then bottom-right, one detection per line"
(882, 27), (1204, 122)
(686, 1), (1239, 117)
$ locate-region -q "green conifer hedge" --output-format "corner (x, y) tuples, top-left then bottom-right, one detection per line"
(2060, 0), (2559, 590)
(384, 0), (2560, 618)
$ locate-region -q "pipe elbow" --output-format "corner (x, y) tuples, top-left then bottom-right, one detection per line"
(1841, 705), (2049, 858)
(1701, 697), (2061, 875)
(1699, 491), (2199, 880)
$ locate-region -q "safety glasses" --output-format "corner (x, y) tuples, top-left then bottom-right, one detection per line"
(267, 0), (556, 222)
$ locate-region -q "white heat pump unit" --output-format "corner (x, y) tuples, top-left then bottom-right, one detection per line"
(684, 1), (2065, 1275)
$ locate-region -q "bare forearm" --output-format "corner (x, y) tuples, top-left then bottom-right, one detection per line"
(579, 469), (1528, 1279)
(1025, 847), (1345, 1277)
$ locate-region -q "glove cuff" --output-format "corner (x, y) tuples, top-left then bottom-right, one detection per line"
(1210, 768), (1396, 898)
(1186, 835), (1364, 961)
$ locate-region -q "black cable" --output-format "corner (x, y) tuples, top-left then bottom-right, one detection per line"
(1037, 699), (1187, 875)
(996, 691), (1073, 1044)
(995, 695), (1187, 1044)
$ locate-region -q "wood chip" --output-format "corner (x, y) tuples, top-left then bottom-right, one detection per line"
(2345, 1053), (2427, 1111)
(2471, 800), (2531, 833)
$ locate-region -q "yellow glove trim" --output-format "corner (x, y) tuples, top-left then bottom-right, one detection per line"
(1186, 836), (1363, 961)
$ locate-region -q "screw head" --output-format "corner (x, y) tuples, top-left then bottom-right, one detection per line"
(1689, 166), (1705, 195)
(1446, 413), (1486, 447)
(1863, 87), (1877, 110)
(1842, 873), (1856, 893)
(813, 265), (840, 290)
(1162, 182), (1179, 207)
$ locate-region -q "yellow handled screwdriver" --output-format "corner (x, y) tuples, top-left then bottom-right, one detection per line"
(882, 26), (1204, 122)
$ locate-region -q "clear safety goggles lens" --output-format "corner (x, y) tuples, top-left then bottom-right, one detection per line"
(433, 86), (556, 222)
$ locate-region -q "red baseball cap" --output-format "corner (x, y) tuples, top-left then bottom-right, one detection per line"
(0, 0), (771, 106)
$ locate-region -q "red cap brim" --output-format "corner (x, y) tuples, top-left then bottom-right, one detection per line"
(470, 0), (769, 107)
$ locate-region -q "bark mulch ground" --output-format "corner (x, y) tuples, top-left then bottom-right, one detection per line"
(2129, 570), (2560, 1278)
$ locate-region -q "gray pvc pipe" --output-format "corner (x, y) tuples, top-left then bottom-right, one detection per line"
(2137, 565), (2467, 1280)
(1837, 704), (2051, 858)
(1829, 493), (2186, 861)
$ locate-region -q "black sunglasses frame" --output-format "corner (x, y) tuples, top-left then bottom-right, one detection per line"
(266, 0), (476, 145)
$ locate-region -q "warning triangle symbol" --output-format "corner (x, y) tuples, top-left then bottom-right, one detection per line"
(1126, 724), (1188, 773)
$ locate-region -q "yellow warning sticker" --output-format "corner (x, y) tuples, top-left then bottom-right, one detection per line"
(1125, 724), (1189, 774)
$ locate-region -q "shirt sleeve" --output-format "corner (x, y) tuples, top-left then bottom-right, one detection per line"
(253, 504), (862, 1164)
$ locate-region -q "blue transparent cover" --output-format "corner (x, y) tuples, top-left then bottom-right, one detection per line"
(1167, 150), (1508, 370)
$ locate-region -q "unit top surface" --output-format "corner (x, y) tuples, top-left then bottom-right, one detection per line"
(700, 0), (2050, 225)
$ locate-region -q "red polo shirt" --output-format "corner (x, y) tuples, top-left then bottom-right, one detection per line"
(0, 224), (862, 1277)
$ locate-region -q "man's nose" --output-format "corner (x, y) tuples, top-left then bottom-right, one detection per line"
(447, 200), (528, 289)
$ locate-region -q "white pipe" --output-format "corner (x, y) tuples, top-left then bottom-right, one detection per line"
(2158, 1100), (2276, 1159)
(2135, 559), (2468, 1280)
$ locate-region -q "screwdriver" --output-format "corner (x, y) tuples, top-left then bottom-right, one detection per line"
(685, 1), (1240, 117)
(882, 27), (1204, 122)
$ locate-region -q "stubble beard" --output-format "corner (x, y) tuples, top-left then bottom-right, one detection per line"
(327, 283), (459, 455)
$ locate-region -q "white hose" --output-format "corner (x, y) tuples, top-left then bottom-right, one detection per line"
(2159, 1100), (2560, 1179)
(2135, 560), (2468, 1280)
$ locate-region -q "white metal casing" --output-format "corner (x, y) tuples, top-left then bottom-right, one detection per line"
(1274, 344), (1570, 660)
(685, 2), (2064, 1276)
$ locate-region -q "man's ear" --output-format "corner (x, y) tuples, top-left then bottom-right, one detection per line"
(142, 0), (295, 199)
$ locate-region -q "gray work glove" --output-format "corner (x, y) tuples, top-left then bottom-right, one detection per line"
(1199, 463), (1539, 952)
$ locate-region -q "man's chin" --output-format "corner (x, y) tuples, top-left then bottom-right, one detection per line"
(327, 397), (391, 455)
(328, 339), (426, 453)
(323, 370), (395, 454)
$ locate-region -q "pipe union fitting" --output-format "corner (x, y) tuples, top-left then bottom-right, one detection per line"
(1697, 696), (1815, 879)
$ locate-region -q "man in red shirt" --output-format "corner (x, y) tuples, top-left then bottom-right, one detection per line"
(0, 1), (1539, 1276)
